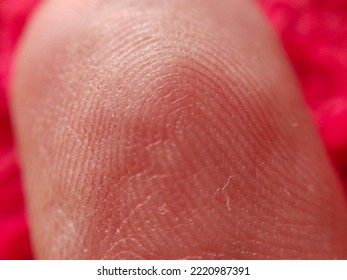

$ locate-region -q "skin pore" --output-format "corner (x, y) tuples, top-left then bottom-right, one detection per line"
(10, 0), (347, 259)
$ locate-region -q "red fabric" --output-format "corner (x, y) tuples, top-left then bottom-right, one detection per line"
(0, 0), (40, 259)
(1, 0), (347, 259)
(258, 0), (347, 186)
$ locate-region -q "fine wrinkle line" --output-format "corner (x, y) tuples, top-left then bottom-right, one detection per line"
(222, 175), (233, 191)
(213, 175), (236, 212)
(115, 194), (153, 236)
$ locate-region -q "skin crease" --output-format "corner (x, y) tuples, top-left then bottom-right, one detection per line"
(10, 0), (347, 259)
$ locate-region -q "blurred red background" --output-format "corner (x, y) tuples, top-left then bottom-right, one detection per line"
(1, 0), (347, 259)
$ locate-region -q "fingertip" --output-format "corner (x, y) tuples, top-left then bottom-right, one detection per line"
(11, 0), (347, 259)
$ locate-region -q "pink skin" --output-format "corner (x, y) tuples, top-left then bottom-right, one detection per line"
(10, 0), (347, 259)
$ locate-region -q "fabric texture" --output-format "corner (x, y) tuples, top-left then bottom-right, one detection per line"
(0, 0), (347, 259)
(0, 0), (39, 260)
(259, 0), (347, 186)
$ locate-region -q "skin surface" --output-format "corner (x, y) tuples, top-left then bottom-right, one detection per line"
(10, 0), (347, 259)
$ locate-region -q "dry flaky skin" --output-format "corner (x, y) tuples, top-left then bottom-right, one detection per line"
(10, 0), (347, 259)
